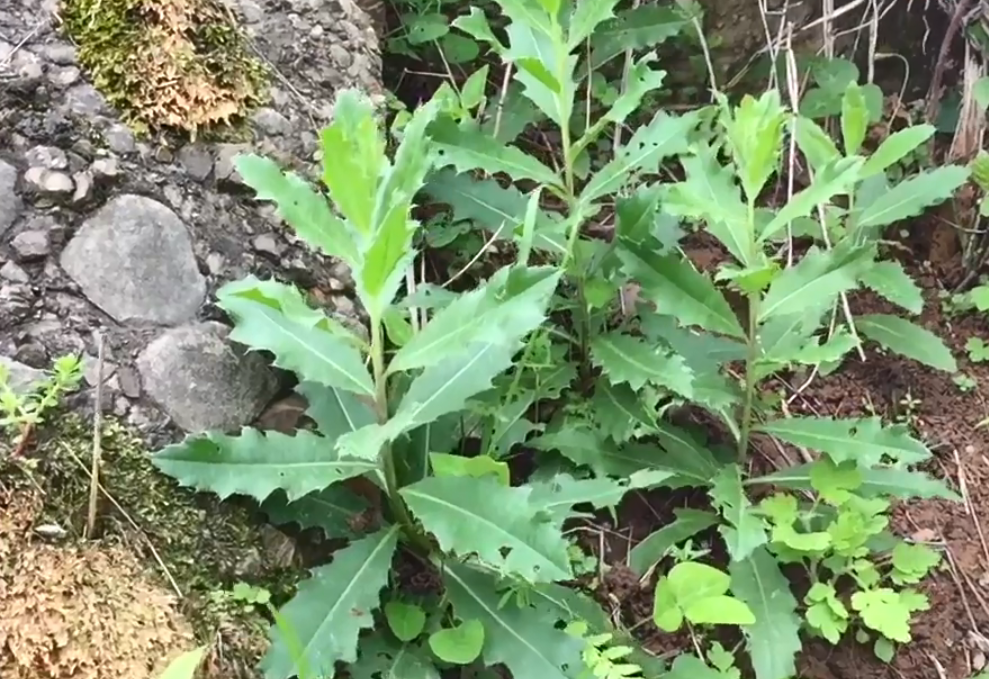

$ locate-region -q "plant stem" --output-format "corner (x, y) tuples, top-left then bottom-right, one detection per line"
(738, 206), (761, 462)
(738, 293), (760, 461)
(369, 318), (430, 552)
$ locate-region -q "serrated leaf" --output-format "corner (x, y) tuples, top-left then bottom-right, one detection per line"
(568, 0), (621, 47)
(841, 82), (869, 156)
(853, 166), (970, 232)
(589, 331), (694, 395)
(219, 276), (365, 345)
(153, 429), (377, 503)
(577, 57), (667, 155)
(260, 526), (400, 678)
(319, 90), (386, 234)
(430, 118), (561, 186)
(529, 470), (675, 524)
(857, 314), (957, 372)
(296, 382), (376, 437)
(508, 33), (576, 129)
(390, 266), (560, 372)
(652, 422), (724, 485)
(218, 283), (374, 397)
(617, 244), (745, 338)
(422, 169), (566, 253)
(758, 247), (861, 322)
(750, 464), (960, 501)
(859, 261), (924, 314)
(591, 381), (658, 442)
(234, 154), (358, 266)
(721, 90), (787, 203)
(262, 485), (369, 539)
(581, 110), (697, 203)
(756, 415), (932, 467)
(443, 563), (585, 679)
(792, 116), (840, 174)
(530, 427), (651, 478)
(628, 509), (719, 575)
(663, 147), (751, 264)
(710, 465), (767, 561)
(401, 475), (572, 581)
(339, 342), (518, 459)
(762, 156), (864, 241)
(861, 125), (936, 177)
(729, 548), (802, 679)
(588, 4), (689, 70)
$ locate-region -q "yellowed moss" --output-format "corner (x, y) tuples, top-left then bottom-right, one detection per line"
(59, 0), (269, 137)
(0, 416), (301, 679)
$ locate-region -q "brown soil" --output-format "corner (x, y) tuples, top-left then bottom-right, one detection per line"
(591, 222), (989, 679)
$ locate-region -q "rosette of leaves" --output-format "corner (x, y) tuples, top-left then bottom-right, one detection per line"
(149, 82), (674, 679)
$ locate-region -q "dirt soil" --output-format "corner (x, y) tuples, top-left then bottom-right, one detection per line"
(587, 221), (989, 679)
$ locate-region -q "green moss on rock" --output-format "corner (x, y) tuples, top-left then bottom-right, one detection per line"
(19, 415), (307, 675)
(60, 0), (268, 138)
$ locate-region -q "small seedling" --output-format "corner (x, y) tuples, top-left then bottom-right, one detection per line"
(0, 354), (84, 458)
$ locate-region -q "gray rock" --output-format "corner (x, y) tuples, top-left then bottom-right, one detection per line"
(252, 107), (292, 136)
(60, 194), (206, 325)
(26, 145), (69, 170)
(0, 356), (45, 396)
(0, 160), (22, 236)
(136, 321), (280, 432)
(214, 143), (251, 185)
(11, 230), (50, 261)
(103, 124), (136, 154)
(23, 166), (74, 195)
(177, 145), (215, 181)
(252, 233), (284, 258)
(0, 262), (30, 283)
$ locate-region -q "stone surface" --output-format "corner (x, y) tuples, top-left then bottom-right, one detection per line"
(60, 194), (207, 325)
(136, 322), (280, 432)
(0, 0), (379, 444)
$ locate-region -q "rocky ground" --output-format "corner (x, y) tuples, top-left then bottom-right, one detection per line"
(2, 0), (989, 678)
(0, 0), (385, 675)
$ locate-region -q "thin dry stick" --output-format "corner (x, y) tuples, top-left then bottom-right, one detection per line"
(926, 0), (976, 124)
(783, 30), (800, 267)
(442, 221), (507, 288)
(614, 0), (643, 150)
(84, 334), (106, 540)
(61, 442), (183, 597)
(955, 447), (989, 568)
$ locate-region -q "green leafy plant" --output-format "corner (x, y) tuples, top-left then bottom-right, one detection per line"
(0, 354), (83, 458)
(386, 0), (480, 64)
(759, 458), (941, 660)
(156, 646), (207, 679)
(566, 620), (643, 679)
(151, 72), (669, 678)
(652, 561), (754, 632)
(149, 0), (965, 676)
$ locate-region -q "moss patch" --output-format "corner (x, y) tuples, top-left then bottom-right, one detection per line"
(1, 415), (305, 678)
(59, 0), (269, 137)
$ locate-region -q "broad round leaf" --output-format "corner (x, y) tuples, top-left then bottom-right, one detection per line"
(385, 601), (427, 642)
(684, 595), (755, 626)
(428, 619), (485, 664)
(652, 580), (683, 632)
